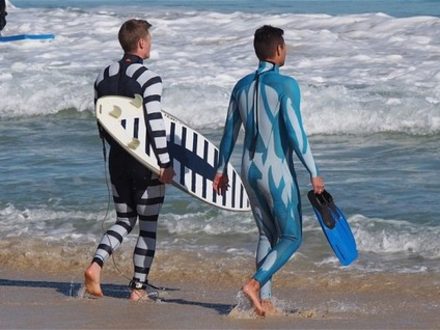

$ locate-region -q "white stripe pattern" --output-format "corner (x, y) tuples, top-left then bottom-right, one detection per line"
(137, 70), (156, 86)
(108, 62), (120, 77)
(126, 63), (170, 167)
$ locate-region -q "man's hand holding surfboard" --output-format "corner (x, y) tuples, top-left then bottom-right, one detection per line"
(213, 173), (229, 196)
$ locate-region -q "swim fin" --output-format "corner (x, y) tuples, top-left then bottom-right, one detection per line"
(308, 190), (358, 266)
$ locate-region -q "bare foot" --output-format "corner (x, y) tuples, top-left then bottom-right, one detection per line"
(242, 279), (265, 317)
(84, 262), (103, 297)
(262, 299), (283, 316)
(129, 289), (150, 302)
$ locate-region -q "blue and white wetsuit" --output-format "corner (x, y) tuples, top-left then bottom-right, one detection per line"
(216, 61), (319, 299)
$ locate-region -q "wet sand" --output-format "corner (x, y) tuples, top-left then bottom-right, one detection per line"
(1, 255), (439, 330)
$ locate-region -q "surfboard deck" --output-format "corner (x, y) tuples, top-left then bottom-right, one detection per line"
(96, 94), (251, 212)
(308, 190), (358, 266)
(0, 33), (55, 42)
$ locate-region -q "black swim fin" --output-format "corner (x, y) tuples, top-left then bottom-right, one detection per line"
(307, 190), (337, 229)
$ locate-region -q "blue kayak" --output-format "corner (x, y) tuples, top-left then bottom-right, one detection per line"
(0, 33), (55, 42)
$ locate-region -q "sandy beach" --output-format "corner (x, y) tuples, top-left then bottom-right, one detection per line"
(1, 249), (439, 330)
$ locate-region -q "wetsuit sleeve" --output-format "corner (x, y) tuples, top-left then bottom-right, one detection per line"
(142, 73), (171, 168)
(216, 90), (242, 174)
(281, 79), (319, 177)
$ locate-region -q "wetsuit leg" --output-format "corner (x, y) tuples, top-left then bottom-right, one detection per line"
(250, 197), (279, 299)
(246, 163), (303, 288)
(93, 151), (152, 270)
(92, 173), (138, 267)
(132, 174), (165, 283)
(257, 235), (272, 299)
(244, 163), (278, 299)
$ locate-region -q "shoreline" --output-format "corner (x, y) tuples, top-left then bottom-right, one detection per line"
(1, 259), (439, 329)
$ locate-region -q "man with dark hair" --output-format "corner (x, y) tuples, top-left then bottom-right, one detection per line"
(0, 0), (7, 34)
(213, 25), (325, 316)
(253, 25), (285, 61)
(84, 19), (174, 301)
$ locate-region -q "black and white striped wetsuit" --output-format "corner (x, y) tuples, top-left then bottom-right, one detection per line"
(93, 54), (171, 287)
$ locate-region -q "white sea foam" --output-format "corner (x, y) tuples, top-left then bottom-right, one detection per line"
(1, 203), (439, 272)
(351, 214), (440, 259)
(0, 203), (102, 242)
(161, 210), (256, 236)
(0, 7), (439, 135)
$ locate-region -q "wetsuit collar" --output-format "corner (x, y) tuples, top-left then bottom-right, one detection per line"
(122, 53), (144, 64)
(257, 60), (279, 74)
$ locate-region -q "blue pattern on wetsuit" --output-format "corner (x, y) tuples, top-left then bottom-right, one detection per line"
(216, 61), (319, 298)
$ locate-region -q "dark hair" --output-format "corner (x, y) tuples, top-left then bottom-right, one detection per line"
(118, 19), (152, 53)
(253, 25), (285, 61)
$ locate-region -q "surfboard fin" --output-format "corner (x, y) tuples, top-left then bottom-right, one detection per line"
(130, 94), (143, 109)
(127, 138), (140, 150)
(109, 105), (122, 119)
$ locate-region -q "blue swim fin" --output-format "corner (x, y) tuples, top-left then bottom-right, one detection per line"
(308, 190), (358, 266)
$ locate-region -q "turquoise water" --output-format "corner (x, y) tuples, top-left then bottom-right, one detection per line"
(0, 0), (439, 274)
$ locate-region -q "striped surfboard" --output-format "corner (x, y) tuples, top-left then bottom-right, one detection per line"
(96, 94), (250, 212)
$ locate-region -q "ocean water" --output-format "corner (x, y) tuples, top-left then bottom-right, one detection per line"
(0, 0), (439, 281)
